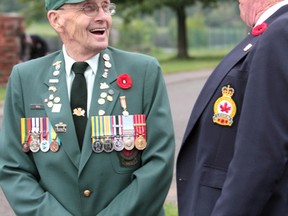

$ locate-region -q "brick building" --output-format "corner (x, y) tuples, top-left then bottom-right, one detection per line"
(0, 13), (23, 85)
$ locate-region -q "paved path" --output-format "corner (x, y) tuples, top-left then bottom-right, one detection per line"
(0, 70), (211, 215)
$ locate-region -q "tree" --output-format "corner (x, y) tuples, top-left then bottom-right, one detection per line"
(115, 0), (219, 58)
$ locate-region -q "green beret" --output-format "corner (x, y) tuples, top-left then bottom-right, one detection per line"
(45, 0), (86, 11)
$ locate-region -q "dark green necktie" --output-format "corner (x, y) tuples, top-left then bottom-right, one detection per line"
(71, 62), (89, 149)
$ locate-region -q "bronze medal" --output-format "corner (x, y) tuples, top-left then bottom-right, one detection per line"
(22, 141), (30, 153)
(135, 135), (147, 150)
(50, 140), (59, 152)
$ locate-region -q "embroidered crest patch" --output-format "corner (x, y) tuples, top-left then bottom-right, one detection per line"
(213, 85), (237, 126)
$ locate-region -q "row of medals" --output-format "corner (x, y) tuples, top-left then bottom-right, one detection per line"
(92, 134), (146, 153)
(40, 53), (147, 153)
(22, 132), (60, 153)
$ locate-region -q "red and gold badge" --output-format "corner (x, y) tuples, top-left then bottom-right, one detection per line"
(213, 85), (237, 126)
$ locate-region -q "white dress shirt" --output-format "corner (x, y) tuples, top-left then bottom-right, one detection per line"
(62, 45), (99, 116)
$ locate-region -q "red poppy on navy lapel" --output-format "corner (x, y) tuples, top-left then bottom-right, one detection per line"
(252, 22), (268, 36)
(117, 74), (133, 89)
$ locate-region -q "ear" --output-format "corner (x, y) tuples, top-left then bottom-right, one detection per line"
(47, 10), (63, 32)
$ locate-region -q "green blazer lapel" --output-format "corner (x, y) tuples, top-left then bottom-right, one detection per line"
(79, 50), (120, 172)
(41, 54), (81, 168)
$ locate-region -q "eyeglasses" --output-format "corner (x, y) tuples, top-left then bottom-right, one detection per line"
(59, 2), (116, 17)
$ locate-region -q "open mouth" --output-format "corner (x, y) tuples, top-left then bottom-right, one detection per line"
(90, 28), (105, 35)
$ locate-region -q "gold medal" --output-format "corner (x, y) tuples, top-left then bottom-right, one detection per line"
(135, 135), (147, 150)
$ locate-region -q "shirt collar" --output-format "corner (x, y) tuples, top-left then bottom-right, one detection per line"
(62, 45), (100, 76)
(255, 0), (288, 26)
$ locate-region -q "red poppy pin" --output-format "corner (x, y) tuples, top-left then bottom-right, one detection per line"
(117, 74), (133, 89)
(252, 23), (268, 36)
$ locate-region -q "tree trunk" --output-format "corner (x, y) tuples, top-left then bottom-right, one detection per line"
(175, 5), (189, 59)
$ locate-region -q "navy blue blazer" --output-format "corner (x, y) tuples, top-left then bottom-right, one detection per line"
(177, 5), (288, 216)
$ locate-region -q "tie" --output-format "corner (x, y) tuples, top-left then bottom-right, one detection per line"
(71, 62), (89, 149)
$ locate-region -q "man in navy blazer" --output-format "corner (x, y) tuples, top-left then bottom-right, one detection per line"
(177, 0), (288, 215)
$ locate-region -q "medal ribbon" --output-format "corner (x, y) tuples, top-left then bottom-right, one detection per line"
(49, 121), (60, 144)
(27, 118), (32, 142)
(122, 115), (134, 138)
(104, 115), (112, 137)
(21, 118), (28, 144)
(91, 116), (96, 142)
(94, 116), (103, 138)
(133, 114), (146, 140)
(42, 117), (49, 140)
(112, 115), (123, 137)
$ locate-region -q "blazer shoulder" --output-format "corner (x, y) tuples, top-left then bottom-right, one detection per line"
(106, 46), (159, 65)
(15, 50), (62, 70)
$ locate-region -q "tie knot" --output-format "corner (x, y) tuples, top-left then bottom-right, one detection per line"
(72, 62), (88, 75)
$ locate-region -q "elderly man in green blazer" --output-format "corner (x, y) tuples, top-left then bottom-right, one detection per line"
(0, 0), (175, 215)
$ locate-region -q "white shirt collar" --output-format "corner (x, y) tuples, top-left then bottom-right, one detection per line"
(62, 45), (100, 76)
(255, 0), (288, 26)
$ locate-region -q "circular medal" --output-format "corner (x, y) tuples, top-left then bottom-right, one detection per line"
(30, 140), (40, 153)
(113, 139), (124, 151)
(135, 135), (147, 150)
(124, 137), (134, 150)
(50, 140), (59, 152)
(40, 140), (50, 152)
(103, 138), (113, 153)
(92, 139), (103, 153)
(22, 141), (30, 153)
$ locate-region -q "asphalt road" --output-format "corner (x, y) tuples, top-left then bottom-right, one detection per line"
(0, 69), (211, 215)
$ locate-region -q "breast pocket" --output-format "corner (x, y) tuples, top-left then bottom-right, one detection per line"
(109, 150), (142, 174)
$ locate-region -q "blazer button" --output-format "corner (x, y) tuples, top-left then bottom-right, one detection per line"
(83, 190), (92, 197)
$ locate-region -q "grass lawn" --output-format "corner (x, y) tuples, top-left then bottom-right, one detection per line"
(0, 86), (5, 102)
(165, 202), (178, 216)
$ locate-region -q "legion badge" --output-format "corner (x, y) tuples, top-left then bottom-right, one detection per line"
(213, 85), (237, 126)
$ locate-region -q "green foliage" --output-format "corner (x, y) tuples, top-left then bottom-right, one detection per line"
(164, 203), (178, 216)
(18, 0), (46, 23)
(116, 17), (157, 52)
(0, 86), (6, 102)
